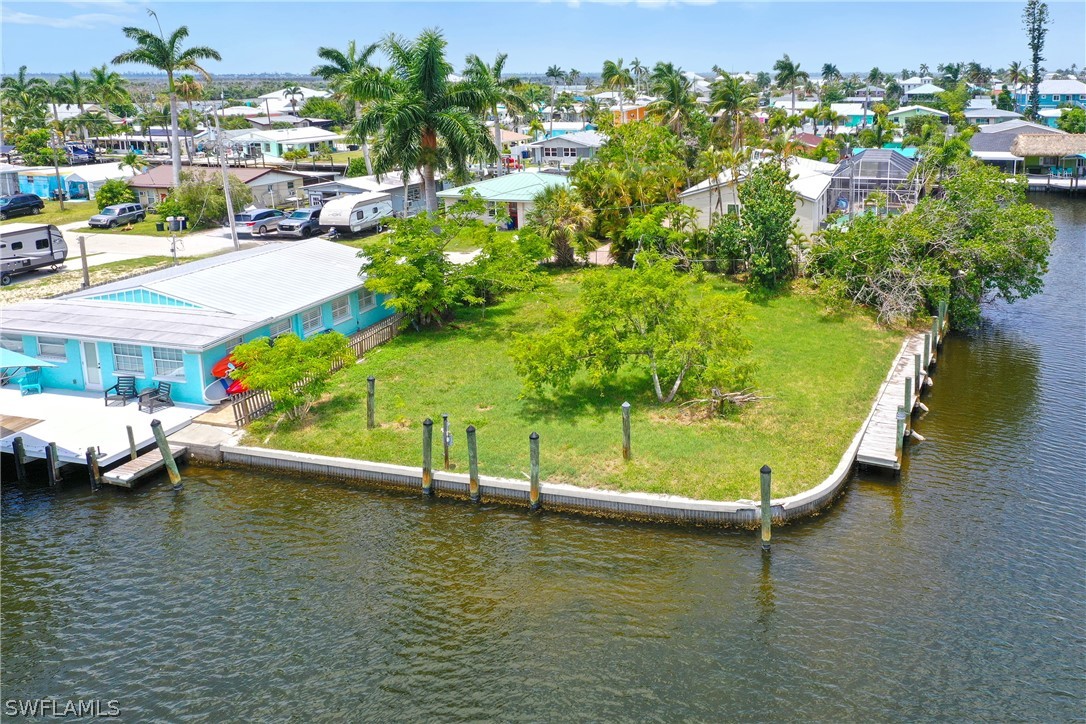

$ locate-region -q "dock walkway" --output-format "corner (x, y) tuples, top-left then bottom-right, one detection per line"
(101, 445), (187, 488)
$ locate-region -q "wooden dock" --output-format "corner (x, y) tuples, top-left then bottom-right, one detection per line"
(857, 307), (949, 470)
(101, 445), (188, 488)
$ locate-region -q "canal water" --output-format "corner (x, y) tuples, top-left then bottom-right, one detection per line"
(3, 197), (1083, 720)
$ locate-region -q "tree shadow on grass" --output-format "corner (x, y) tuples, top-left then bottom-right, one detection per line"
(515, 369), (660, 423)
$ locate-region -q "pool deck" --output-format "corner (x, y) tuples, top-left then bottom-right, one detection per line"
(0, 387), (206, 466)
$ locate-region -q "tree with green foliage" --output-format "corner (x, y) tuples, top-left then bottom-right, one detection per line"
(811, 161), (1054, 327)
(231, 332), (353, 422)
(773, 54), (809, 114)
(313, 39), (381, 174)
(708, 74), (759, 150)
(96, 179), (137, 210)
(1022, 0), (1050, 118)
(219, 114), (252, 131)
(525, 184), (597, 266)
(510, 252), (754, 404)
(281, 147), (310, 169)
(12, 129), (60, 166)
(1055, 106), (1086, 133)
(995, 86), (1015, 111)
(601, 58), (633, 119)
(168, 171), (253, 229)
(735, 162), (798, 288)
(345, 156), (368, 177)
(298, 96), (350, 126)
(464, 52), (528, 176)
(622, 203), (701, 267)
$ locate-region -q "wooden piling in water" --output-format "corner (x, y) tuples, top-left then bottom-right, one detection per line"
(86, 446), (100, 491)
(760, 465), (772, 552)
(127, 425), (138, 461)
(895, 406), (906, 454)
(529, 432), (540, 510)
(11, 436), (27, 483)
(45, 442), (60, 486)
(914, 354), (922, 392)
(467, 425), (480, 503)
(150, 419), (182, 490)
(904, 377), (913, 433)
(621, 401), (631, 461)
(441, 414), (451, 471)
(421, 418), (433, 496)
(931, 316), (939, 354)
(923, 333), (931, 369)
(366, 376), (376, 430)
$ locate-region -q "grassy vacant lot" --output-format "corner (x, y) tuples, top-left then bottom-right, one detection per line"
(256, 271), (901, 500)
(0, 200), (96, 227)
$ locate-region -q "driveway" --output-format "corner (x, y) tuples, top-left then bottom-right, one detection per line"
(58, 222), (247, 261)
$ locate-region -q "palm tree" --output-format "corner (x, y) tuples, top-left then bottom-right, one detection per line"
(631, 58), (646, 94)
(918, 63), (930, 77)
(78, 110), (116, 146)
(138, 104), (171, 158)
(821, 63), (841, 82)
(566, 68), (580, 87)
(464, 52), (528, 176)
(526, 185), (596, 266)
(581, 96), (604, 129)
(112, 12), (221, 187)
(773, 54), (809, 115)
(56, 70), (91, 140)
(283, 85), (304, 114)
(121, 150), (149, 175)
(175, 74), (203, 112)
(544, 64), (564, 136)
(313, 40), (381, 175)
(87, 64), (130, 112)
(647, 68), (697, 136)
(1005, 61), (1026, 111)
(708, 74), (758, 149)
(346, 29), (496, 212)
(41, 80), (72, 131)
(601, 58), (633, 121)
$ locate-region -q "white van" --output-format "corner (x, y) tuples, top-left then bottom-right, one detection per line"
(318, 192), (394, 234)
(0, 223), (68, 285)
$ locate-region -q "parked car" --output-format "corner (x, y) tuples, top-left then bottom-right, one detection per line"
(234, 208), (286, 236)
(88, 203), (145, 228)
(0, 193), (44, 220)
(276, 207), (323, 238)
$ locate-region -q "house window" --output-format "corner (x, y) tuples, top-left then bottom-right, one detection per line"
(1, 333), (24, 353)
(152, 347), (185, 379)
(486, 202), (497, 218)
(113, 343), (144, 374)
(563, 147), (578, 157)
(331, 295), (351, 323)
(1052, 95), (1060, 101)
(262, 143), (271, 153)
(543, 147), (560, 158)
(301, 307), (324, 336)
(38, 337), (67, 360)
(359, 288), (376, 310)
(407, 187), (421, 201)
(225, 337), (244, 354)
(287, 181), (295, 190)
(270, 319), (292, 338)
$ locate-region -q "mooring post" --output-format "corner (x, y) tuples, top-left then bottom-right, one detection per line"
(44, 442), (60, 486)
(923, 333), (931, 369)
(904, 377), (913, 434)
(914, 353), (922, 392)
(467, 425), (480, 503)
(85, 446), (100, 491)
(760, 465), (772, 553)
(930, 316), (939, 353)
(127, 425), (138, 461)
(938, 300), (948, 335)
(529, 432), (540, 510)
(150, 419), (182, 490)
(441, 413), (451, 471)
(621, 401), (632, 461)
(421, 418), (434, 496)
(895, 406), (906, 453)
(11, 436), (27, 483)
(366, 376), (376, 430)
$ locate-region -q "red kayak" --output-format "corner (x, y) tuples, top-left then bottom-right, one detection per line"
(226, 378), (248, 395)
(211, 354), (243, 379)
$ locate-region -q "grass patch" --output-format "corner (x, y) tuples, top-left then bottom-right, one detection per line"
(70, 217), (183, 238)
(255, 270), (901, 501)
(0, 199), (97, 227)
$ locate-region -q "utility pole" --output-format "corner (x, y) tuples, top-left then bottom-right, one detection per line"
(50, 130), (66, 211)
(212, 110), (241, 251)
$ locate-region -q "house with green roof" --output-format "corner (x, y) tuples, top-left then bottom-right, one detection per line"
(435, 171), (570, 229)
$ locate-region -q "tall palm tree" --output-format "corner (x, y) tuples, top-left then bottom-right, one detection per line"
(544, 64), (564, 137)
(313, 39), (381, 175)
(601, 58), (633, 121)
(581, 96), (604, 129)
(1005, 61), (1026, 111)
(918, 63), (930, 77)
(464, 52), (528, 176)
(56, 71), (91, 140)
(631, 58), (646, 94)
(283, 85), (303, 114)
(566, 68), (580, 87)
(647, 67), (697, 136)
(773, 54), (809, 115)
(42, 80), (72, 131)
(112, 12), (221, 187)
(87, 64), (130, 112)
(346, 29), (496, 212)
(821, 63), (841, 82)
(175, 74), (203, 113)
(708, 74), (758, 149)
(121, 150), (149, 175)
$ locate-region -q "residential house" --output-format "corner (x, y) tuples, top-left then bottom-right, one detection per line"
(0, 239), (396, 406)
(1013, 79), (1086, 110)
(126, 165), (309, 209)
(829, 103), (871, 129)
(436, 171), (570, 229)
(901, 83), (945, 102)
(254, 86), (333, 116)
(968, 122), (1066, 173)
(1009, 134), (1086, 176)
(247, 114), (310, 130)
(887, 105), (949, 126)
(824, 149), (920, 217)
(229, 128), (343, 160)
(18, 162), (134, 201)
(527, 130), (606, 168)
(963, 105), (1023, 126)
(678, 157), (838, 235)
(1036, 107), (1081, 128)
(612, 103), (649, 125)
(899, 76), (935, 93)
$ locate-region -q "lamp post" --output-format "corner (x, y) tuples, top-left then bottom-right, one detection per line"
(49, 130), (66, 211)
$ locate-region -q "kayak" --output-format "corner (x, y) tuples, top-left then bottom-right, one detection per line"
(211, 354), (242, 379)
(225, 378), (248, 396)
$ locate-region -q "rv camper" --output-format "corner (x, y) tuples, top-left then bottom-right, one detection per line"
(318, 192), (394, 235)
(0, 223), (68, 285)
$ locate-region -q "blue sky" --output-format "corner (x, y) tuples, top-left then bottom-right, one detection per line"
(3, 1), (1085, 77)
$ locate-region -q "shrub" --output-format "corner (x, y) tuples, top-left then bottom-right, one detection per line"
(96, 179), (137, 210)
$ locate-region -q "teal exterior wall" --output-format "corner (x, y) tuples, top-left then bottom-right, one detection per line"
(27, 337), (86, 391)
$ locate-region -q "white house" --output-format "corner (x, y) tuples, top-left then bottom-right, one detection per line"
(229, 128), (343, 159)
(527, 130), (606, 167)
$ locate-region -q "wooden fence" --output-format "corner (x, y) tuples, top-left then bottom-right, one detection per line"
(230, 312), (407, 428)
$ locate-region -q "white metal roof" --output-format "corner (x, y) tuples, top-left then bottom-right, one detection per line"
(233, 127), (342, 144)
(888, 105), (948, 117)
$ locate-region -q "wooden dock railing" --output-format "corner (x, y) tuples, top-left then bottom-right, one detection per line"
(231, 312), (406, 428)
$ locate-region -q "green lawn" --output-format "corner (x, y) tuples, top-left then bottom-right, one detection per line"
(255, 271), (902, 501)
(70, 217), (180, 238)
(0, 200), (97, 227)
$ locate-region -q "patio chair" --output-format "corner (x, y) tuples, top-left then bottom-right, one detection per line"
(104, 375), (138, 406)
(18, 369), (42, 396)
(138, 381), (174, 414)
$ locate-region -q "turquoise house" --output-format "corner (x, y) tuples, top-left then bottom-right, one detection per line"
(1, 239), (396, 406)
(1013, 79), (1086, 111)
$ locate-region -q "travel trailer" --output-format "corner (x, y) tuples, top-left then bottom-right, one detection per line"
(318, 192), (394, 234)
(0, 223), (68, 285)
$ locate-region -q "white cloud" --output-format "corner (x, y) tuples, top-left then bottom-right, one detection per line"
(1, 7), (132, 29)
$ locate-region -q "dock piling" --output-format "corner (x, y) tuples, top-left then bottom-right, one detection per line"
(150, 419), (182, 490)
(760, 465), (772, 553)
(923, 333), (931, 369)
(895, 406), (907, 454)
(930, 316), (939, 355)
(45, 442), (60, 486)
(85, 446), (101, 491)
(914, 354), (922, 392)
(441, 414), (451, 470)
(467, 425), (480, 503)
(529, 432), (540, 510)
(366, 376), (376, 430)
(621, 401), (631, 461)
(12, 436), (27, 483)
(127, 425), (138, 461)
(421, 418), (433, 496)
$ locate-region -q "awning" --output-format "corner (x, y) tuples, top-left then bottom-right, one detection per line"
(0, 348), (57, 370)
(971, 151), (1021, 161)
